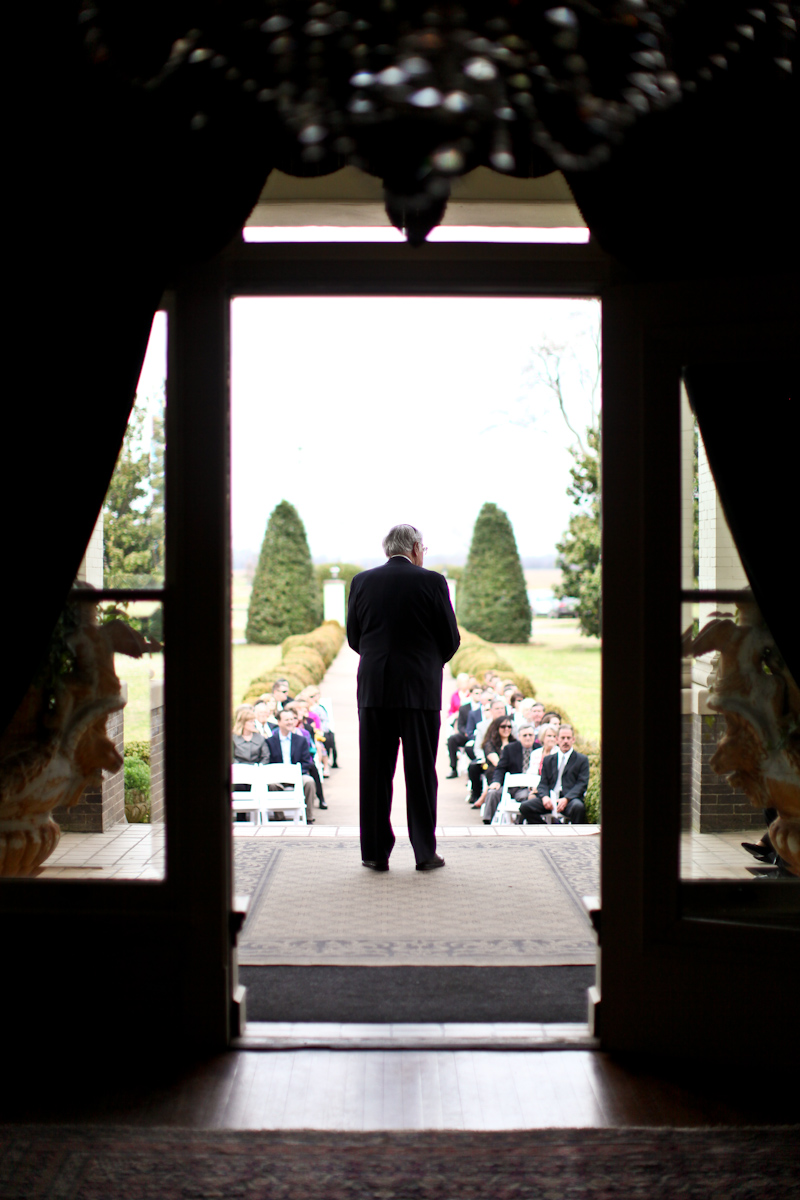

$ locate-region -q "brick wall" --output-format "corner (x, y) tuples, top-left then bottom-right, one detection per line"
(150, 680), (165, 824)
(54, 684), (127, 832)
(689, 712), (762, 833)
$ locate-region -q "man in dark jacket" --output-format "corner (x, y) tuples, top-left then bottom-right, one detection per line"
(518, 725), (590, 824)
(346, 523), (460, 872)
(263, 707), (319, 823)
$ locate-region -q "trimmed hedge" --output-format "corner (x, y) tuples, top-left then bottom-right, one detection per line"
(458, 503), (532, 643)
(242, 620), (346, 703)
(246, 501), (322, 643)
(450, 628), (536, 698)
(124, 740), (150, 766)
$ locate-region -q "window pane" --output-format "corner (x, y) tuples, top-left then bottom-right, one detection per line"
(75, 312), (167, 591)
(679, 384), (799, 887)
(0, 597), (166, 881)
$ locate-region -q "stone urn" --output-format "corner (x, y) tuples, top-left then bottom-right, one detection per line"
(0, 599), (159, 876)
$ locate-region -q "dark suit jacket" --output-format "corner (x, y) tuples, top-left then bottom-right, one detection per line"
(465, 706), (488, 739)
(264, 730), (315, 775)
(347, 556), (460, 709)
(490, 739), (531, 788)
(535, 750), (590, 801)
(457, 700), (481, 734)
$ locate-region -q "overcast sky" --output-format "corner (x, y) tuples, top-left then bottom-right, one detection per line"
(137, 295), (600, 566)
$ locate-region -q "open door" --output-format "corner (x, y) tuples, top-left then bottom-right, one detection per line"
(598, 275), (799, 1066)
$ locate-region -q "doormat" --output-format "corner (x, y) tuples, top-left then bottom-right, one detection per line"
(3, 1126), (797, 1200)
(234, 838), (599, 966)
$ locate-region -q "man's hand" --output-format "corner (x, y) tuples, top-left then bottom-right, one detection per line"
(543, 798), (555, 811)
(556, 797), (568, 814)
(487, 782), (500, 791)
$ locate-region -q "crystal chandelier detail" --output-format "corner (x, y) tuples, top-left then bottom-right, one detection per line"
(79, 2), (796, 243)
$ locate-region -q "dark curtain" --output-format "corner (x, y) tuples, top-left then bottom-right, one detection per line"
(2, 9), (797, 735)
(2, 20), (273, 736)
(684, 364), (798, 677)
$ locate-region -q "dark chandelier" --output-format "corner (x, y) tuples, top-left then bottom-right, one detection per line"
(80, 2), (796, 243)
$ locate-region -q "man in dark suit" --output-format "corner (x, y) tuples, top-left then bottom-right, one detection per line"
(446, 683), (484, 777)
(346, 523), (460, 872)
(263, 707), (319, 823)
(518, 725), (589, 824)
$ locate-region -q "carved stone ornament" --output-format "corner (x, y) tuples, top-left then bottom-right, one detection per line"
(685, 600), (800, 876)
(0, 599), (160, 876)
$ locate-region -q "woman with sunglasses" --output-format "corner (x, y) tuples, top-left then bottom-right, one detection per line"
(469, 715), (516, 811)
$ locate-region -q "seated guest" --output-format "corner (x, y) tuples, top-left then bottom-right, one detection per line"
(446, 682), (484, 778)
(283, 701), (327, 808)
(448, 672), (472, 719)
(464, 688), (501, 741)
(263, 707), (320, 821)
(518, 724), (589, 824)
(271, 678), (292, 711)
(468, 707), (514, 810)
(483, 724), (558, 822)
(296, 686), (333, 776)
(305, 686), (338, 769)
(232, 705), (271, 764)
(254, 699), (278, 738)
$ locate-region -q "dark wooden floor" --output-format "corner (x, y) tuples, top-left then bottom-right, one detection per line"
(5, 1047), (795, 1129)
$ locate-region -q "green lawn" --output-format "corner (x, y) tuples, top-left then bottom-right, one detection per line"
(116, 653), (163, 743)
(232, 643), (283, 709)
(496, 619), (601, 742)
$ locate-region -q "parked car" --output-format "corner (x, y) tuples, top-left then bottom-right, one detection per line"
(549, 597), (579, 618)
(528, 589), (557, 617)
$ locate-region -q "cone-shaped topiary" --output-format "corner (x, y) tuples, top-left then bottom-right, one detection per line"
(457, 503), (532, 643)
(246, 501), (322, 643)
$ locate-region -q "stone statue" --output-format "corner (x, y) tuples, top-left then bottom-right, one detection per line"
(0, 597), (160, 876)
(684, 600), (800, 877)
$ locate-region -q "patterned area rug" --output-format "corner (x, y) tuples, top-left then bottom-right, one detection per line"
(3, 1126), (796, 1199)
(234, 838), (599, 966)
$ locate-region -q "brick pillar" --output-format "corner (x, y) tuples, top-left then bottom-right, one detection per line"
(54, 682), (127, 831)
(690, 713), (763, 833)
(149, 680), (165, 824)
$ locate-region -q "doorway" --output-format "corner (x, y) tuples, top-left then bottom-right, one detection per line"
(228, 288), (603, 1025)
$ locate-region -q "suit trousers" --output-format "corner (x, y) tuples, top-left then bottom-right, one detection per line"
(358, 707), (440, 865)
(518, 796), (587, 824)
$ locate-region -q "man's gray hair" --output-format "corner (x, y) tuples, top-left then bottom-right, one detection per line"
(518, 723), (536, 734)
(383, 523), (423, 558)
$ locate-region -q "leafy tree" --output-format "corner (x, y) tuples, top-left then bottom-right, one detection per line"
(555, 423), (601, 639)
(458, 503), (531, 643)
(246, 501), (322, 643)
(103, 395), (165, 587)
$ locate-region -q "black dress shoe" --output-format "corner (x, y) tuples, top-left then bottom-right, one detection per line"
(318, 800), (328, 809)
(742, 841), (775, 863)
(416, 854), (445, 871)
(446, 771), (458, 779)
(362, 859), (389, 872)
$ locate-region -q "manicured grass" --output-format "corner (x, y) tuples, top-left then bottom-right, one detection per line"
(116, 653), (163, 743)
(232, 643), (283, 709)
(495, 618), (601, 742)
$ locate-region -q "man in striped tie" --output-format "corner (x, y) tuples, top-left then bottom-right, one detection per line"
(518, 725), (589, 825)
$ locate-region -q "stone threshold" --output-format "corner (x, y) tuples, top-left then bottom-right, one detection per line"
(235, 1021), (597, 1052)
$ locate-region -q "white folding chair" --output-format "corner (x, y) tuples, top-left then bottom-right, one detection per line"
(491, 772), (539, 825)
(257, 762), (307, 824)
(231, 763), (268, 825)
(231, 762), (307, 824)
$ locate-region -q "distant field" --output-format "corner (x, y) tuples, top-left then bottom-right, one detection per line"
(232, 643), (283, 709)
(496, 619), (601, 743)
(116, 654), (163, 743)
